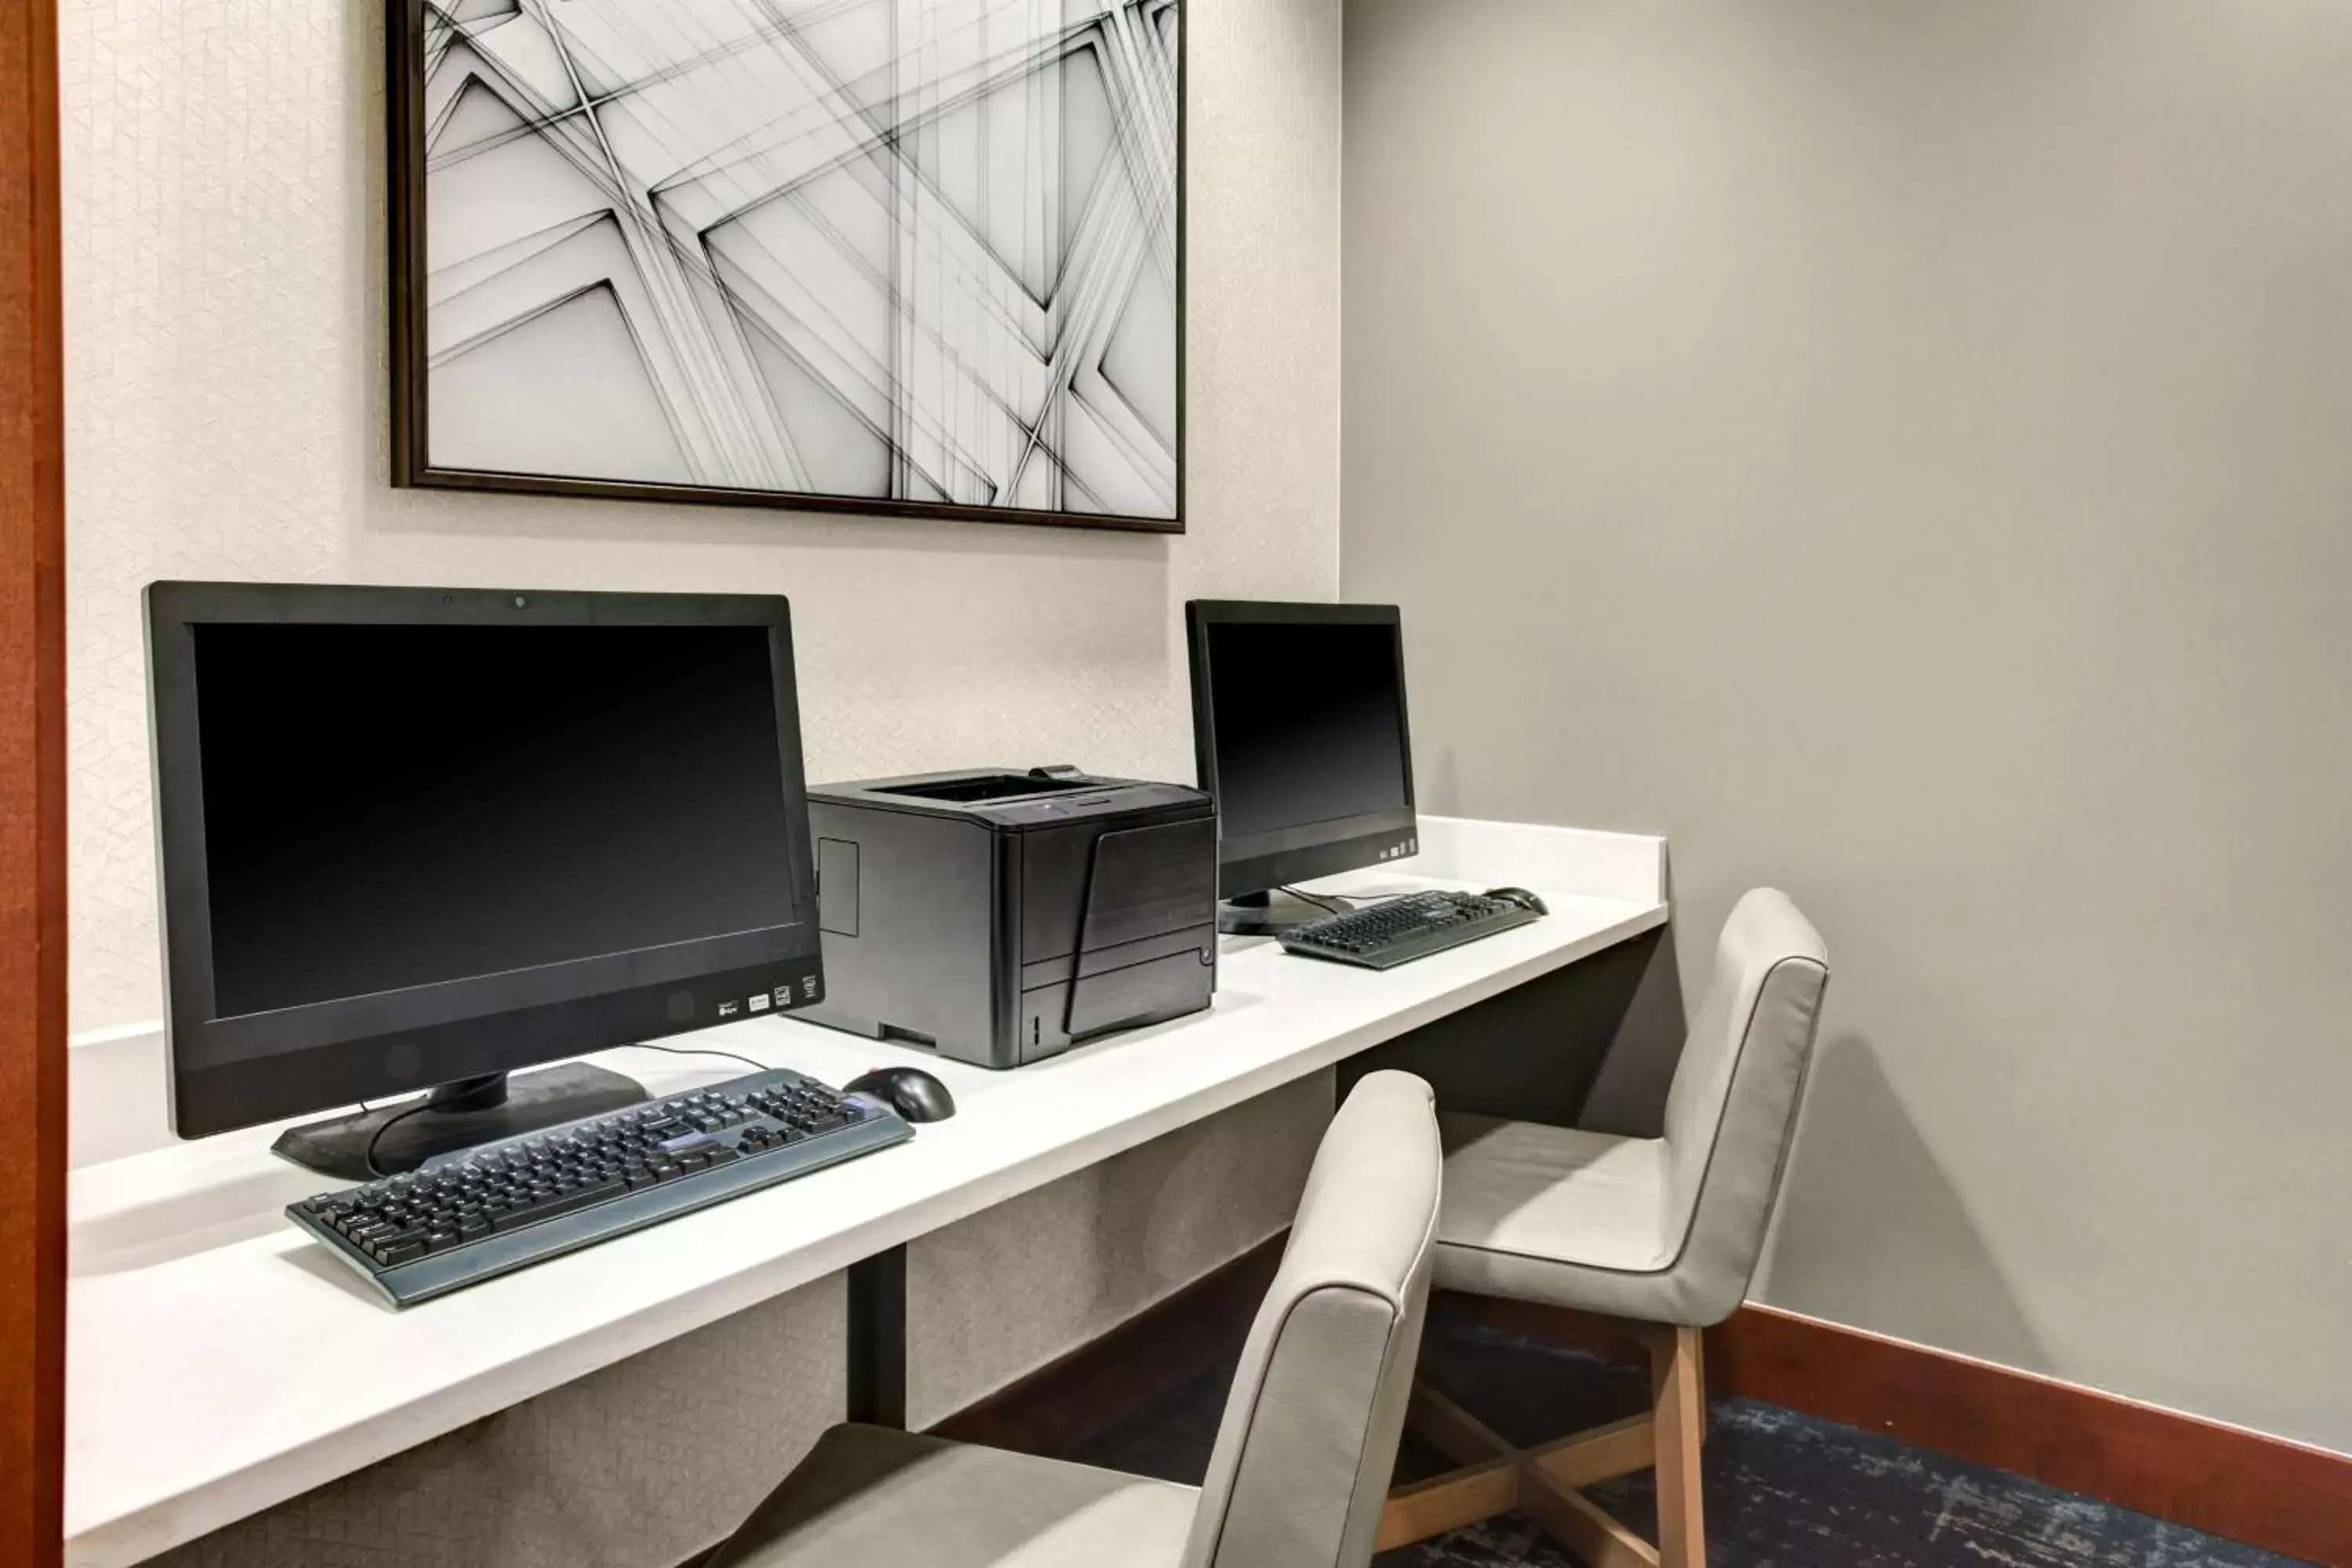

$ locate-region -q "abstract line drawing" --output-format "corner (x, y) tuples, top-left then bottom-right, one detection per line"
(389, 0), (1183, 531)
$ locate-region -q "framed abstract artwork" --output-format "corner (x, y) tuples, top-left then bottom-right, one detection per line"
(388, 1), (1183, 532)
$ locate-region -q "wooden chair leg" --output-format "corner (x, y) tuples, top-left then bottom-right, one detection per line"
(1650, 1324), (1707, 1568)
(1377, 1458), (1519, 1552)
(1384, 1323), (1704, 1564)
(1519, 1463), (1659, 1568)
(1526, 1409), (1655, 1489)
(1381, 1381), (1523, 1550)
(1408, 1380), (1515, 1466)
(1693, 1326), (1708, 1446)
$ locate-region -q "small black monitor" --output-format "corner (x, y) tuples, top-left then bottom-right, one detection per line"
(145, 582), (826, 1177)
(1184, 601), (1419, 933)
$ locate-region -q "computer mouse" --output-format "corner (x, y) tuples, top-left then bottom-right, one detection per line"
(1483, 887), (1548, 916)
(843, 1066), (957, 1123)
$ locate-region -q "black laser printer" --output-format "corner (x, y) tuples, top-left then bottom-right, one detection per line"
(801, 766), (1218, 1068)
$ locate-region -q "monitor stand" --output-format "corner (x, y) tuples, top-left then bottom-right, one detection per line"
(1218, 887), (1352, 937)
(270, 1063), (649, 1181)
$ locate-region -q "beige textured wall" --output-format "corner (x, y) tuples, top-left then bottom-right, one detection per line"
(1343, 0), (2352, 1450)
(147, 1279), (845, 1568)
(907, 1070), (1327, 1428)
(63, 0), (1341, 1032)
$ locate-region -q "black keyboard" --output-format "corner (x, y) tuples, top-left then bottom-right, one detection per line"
(286, 1068), (913, 1308)
(1280, 891), (1542, 970)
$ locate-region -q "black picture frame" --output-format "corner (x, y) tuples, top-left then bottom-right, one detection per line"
(386, 1), (1185, 535)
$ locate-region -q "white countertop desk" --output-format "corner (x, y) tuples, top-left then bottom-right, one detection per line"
(66, 817), (1666, 1568)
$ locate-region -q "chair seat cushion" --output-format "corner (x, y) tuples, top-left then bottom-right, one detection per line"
(1434, 891), (1830, 1330)
(709, 1425), (1196, 1568)
(1434, 1114), (1675, 1294)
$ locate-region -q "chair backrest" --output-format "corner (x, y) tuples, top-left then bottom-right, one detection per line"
(1180, 1070), (1441, 1568)
(1656, 888), (1830, 1319)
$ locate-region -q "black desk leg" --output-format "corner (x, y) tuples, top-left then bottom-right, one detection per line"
(846, 1245), (908, 1428)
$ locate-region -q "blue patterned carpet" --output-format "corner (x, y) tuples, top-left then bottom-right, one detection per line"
(1068, 1309), (2309, 1568)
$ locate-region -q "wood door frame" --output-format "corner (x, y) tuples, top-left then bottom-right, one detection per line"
(0, 0), (67, 1564)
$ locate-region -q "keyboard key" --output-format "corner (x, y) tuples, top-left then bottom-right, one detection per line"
(489, 1181), (619, 1230)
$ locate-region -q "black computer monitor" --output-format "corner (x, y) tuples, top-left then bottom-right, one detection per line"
(145, 582), (826, 1178)
(1184, 601), (1419, 934)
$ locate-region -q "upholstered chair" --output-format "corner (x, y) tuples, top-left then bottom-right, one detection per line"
(708, 1068), (1443, 1568)
(1380, 889), (1829, 1568)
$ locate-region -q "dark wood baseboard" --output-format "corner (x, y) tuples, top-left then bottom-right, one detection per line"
(1707, 1302), (2350, 1568)
(1457, 1292), (2350, 1568)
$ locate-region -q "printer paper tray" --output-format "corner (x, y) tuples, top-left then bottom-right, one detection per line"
(1065, 935), (1217, 1041)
